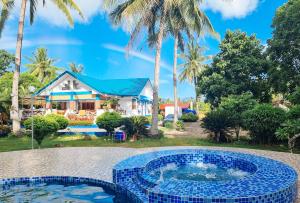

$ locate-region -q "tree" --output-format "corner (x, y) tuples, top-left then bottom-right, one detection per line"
(0, 49), (14, 76)
(288, 87), (300, 105)
(198, 30), (271, 107)
(147, 1), (218, 126)
(0, 0), (83, 133)
(202, 109), (232, 142)
(219, 93), (257, 140)
(26, 48), (61, 84)
(267, 0), (300, 94)
(69, 62), (84, 74)
(0, 72), (42, 103)
(180, 42), (211, 100)
(104, 0), (199, 136)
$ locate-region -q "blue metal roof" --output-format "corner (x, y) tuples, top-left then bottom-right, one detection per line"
(35, 71), (151, 97)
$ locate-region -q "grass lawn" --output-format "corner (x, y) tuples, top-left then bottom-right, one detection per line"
(0, 135), (299, 153)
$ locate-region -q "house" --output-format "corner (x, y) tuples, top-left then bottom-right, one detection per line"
(159, 103), (191, 117)
(33, 71), (153, 120)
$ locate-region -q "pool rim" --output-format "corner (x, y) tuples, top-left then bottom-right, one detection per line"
(113, 149), (298, 202)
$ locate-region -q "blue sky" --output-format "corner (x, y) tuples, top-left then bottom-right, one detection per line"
(0, 0), (287, 99)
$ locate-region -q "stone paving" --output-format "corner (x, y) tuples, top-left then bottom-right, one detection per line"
(0, 146), (299, 202)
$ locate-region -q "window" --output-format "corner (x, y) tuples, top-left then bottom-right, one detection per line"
(62, 80), (71, 90)
(79, 102), (95, 110)
(132, 99), (137, 110)
(52, 102), (67, 110)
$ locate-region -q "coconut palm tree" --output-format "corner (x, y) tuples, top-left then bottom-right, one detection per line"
(146, 0), (218, 125)
(69, 62), (84, 74)
(179, 41), (211, 100)
(0, 0), (83, 133)
(26, 48), (61, 84)
(103, 0), (191, 135)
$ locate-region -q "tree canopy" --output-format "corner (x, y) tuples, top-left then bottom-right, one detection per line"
(0, 49), (14, 77)
(26, 48), (61, 84)
(198, 30), (271, 107)
(267, 0), (300, 94)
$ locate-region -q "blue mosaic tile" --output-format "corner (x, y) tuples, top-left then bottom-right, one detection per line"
(113, 149), (298, 203)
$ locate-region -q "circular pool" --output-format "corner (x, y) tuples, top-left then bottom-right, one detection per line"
(113, 149), (298, 203)
(0, 176), (116, 203)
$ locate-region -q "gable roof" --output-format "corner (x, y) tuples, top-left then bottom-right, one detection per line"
(35, 71), (151, 97)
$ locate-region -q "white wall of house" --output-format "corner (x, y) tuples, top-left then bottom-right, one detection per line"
(39, 74), (97, 96)
(119, 97), (137, 116)
(140, 81), (153, 100)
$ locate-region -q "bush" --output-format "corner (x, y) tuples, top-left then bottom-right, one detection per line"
(288, 87), (300, 105)
(181, 113), (198, 122)
(287, 105), (300, 120)
(24, 116), (59, 146)
(164, 122), (174, 129)
(0, 125), (11, 137)
(276, 120), (300, 153)
(96, 112), (122, 135)
(68, 120), (94, 126)
(122, 116), (149, 139)
(242, 104), (286, 144)
(219, 93), (257, 140)
(45, 114), (69, 130)
(202, 109), (232, 142)
(176, 120), (184, 131)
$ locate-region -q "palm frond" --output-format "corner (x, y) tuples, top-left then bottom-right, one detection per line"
(0, 0), (14, 38)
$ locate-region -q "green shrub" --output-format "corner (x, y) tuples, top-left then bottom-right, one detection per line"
(164, 122), (174, 129)
(122, 117), (135, 137)
(219, 93), (257, 140)
(242, 104), (286, 144)
(176, 120), (184, 131)
(287, 105), (300, 120)
(288, 87), (300, 105)
(276, 120), (300, 153)
(24, 116), (59, 146)
(96, 112), (122, 135)
(181, 113), (198, 122)
(202, 109), (232, 142)
(0, 125), (11, 137)
(122, 116), (149, 139)
(68, 120), (94, 126)
(45, 114), (69, 129)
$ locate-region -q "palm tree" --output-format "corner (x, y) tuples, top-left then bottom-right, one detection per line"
(103, 0), (189, 135)
(26, 48), (61, 84)
(179, 41), (211, 100)
(69, 62), (84, 74)
(146, 0), (218, 125)
(0, 0), (83, 133)
(167, 0), (217, 124)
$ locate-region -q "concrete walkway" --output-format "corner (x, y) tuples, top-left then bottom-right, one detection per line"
(0, 146), (299, 201)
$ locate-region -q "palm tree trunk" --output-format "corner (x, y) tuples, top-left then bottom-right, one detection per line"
(11, 0), (27, 133)
(150, 4), (167, 136)
(173, 34), (179, 126)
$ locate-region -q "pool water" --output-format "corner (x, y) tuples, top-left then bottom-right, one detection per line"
(150, 162), (250, 182)
(0, 183), (115, 203)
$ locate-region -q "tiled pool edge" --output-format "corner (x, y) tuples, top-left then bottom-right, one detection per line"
(113, 149), (299, 203)
(0, 176), (115, 192)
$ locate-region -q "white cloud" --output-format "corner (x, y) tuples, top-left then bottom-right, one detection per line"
(0, 36), (82, 50)
(202, 0), (260, 19)
(11, 0), (103, 27)
(102, 43), (173, 72)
